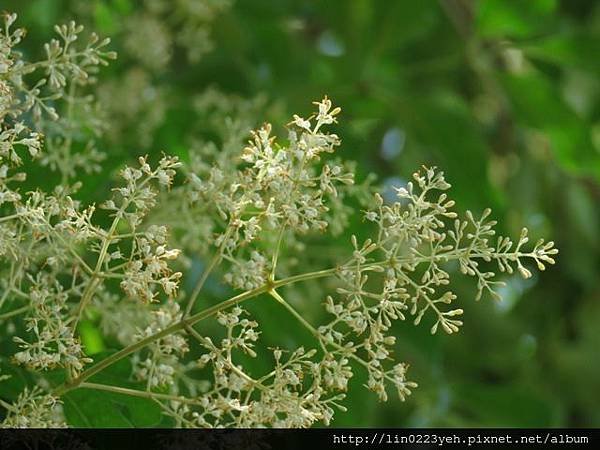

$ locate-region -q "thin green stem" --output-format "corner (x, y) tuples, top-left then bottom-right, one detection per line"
(184, 251), (222, 317)
(72, 203), (130, 330)
(269, 223), (287, 282)
(184, 324), (264, 391)
(72, 277), (100, 331)
(54, 264), (343, 397)
(53, 246), (537, 399)
(79, 382), (203, 406)
(0, 398), (16, 413)
(0, 305), (30, 321)
(184, 226), (235, 317)
(30, 216), (94, 275)
(269, 289), (320, 338)
(269, 289), (401, 387)
(60, 82), (77, 185)
(272, 266), (339, 288)
(0, 213), (21, 224)
(73, 170), (159, 330)
(54, 283), (269, 396)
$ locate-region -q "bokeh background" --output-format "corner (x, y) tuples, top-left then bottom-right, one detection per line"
(5, 0), (599, 427)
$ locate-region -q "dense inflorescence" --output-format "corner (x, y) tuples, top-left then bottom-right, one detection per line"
(0, 13), (557, 428)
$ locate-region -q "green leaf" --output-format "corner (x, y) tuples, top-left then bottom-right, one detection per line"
(93, 1), (117, 34)
(523, 33), (600, 73)
(501, 72), (600, 180)
(79, 320), (106, 355)
(0, 358), (29, 402)
(61, 352), (162, 427)
(112, 0), (133, 15)
(451, 381), (556, 427)
(476, 0), (557, 39)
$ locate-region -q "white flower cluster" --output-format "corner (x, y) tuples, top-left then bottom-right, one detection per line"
(123, 0), (232, 70)
(0, 12), (116, 180)
(147, 103), (555, 425)
(164, 308), (347, 427)
(183, 97), (356, 293)
(134, 302), (189, 388)
(223, 251), (269, 290)
(96, 290), (153, 345)
(119, 226), (182, 303)
(93, 0), (232, 149)
(100, 156), (183, 303)
(149, 90), (278, 263)
(0, 122), (43, 164)
(0, 13), (559, 427)
(357, 167), (558, 333)
(1, 387), (66, 428)
(1, 34), (182, 383)
(13, 276), (92, 375)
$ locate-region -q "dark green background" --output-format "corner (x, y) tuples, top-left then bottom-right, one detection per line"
(4, 0), (599, 427)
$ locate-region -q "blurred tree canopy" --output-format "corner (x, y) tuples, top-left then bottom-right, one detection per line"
(3, 0), (599, 427)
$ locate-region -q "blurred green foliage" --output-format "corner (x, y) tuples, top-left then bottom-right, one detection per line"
(4, 0), (599, 427)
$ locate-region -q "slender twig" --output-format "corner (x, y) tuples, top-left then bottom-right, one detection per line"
(60, 81), (77, 185)
(53, 266), (341, 397)
(269, 289), (320, 338)
(79, 382), (204, 406)
(184, 324), (264, 391)
(269, 223), (287, 282)
(184, 251), (222, 317)
(72, 176), (153, 330)
(0, 305), (30, 321)
(0, 213), (22, 224)
(268, 289), (401, 388)
(54, 283), (269, 396)
(184, 226), (235, 317)
(54, 248), (543, 398)
(0, 398), (16, 413)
